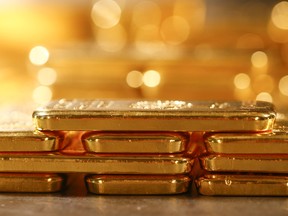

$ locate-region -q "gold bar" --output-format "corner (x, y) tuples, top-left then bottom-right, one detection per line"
(0, 173), (65, 193)
(200, 155), (288, 173)
(86, 175), (190, 195)
(33, 100), (275, 131)
(83, 132), (188, 153)
(0, 131), (62, 152)
(204, 132), (288, 154)
(196, 174), (288, 196)
(0, 154), (192, 174)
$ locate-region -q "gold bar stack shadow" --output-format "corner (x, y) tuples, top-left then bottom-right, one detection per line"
(1, 99), (287, 195)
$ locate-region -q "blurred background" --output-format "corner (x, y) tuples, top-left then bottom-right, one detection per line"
(1, 0), (288, 109)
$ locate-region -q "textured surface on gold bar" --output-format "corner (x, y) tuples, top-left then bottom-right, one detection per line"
(83, 132), (188, 153)
(205, 132), (288, 154)
(201, 155), (288, 173)
(0, 131), (60, 152)
(86, 175), (190, 195)
(0, 154), (192, 174)
(0, 173), (64, 193)
(33, 99), (275, 131)
(196, 174), (288, 196)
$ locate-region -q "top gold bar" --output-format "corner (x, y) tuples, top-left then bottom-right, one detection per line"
(33, 99), (276, 132)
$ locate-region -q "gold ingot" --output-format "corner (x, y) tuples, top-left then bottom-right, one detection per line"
(196, 174), (288, 196)
(0, 173), (65, 193)
(204, 132), (288, 154)
(86, 175), (190, 195)
(0, 154), (192, 174)
(33, 99), (275, 131)
(0, 131), (62, 152)
(83, 132), (188, 153)
(200, 155), (288, 173)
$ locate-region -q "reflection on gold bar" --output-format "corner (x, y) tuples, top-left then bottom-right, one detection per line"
(0, 131), (61, 152)
(200, 155), (288, 173)
(86, 175), (190, 195)
(196, 174), (288, 196)
(0, 154), (192, 174)
(0, 173), (65, 193)
(33, 99), (275, 131)
(83, 132), (188, 153)
(204, 132), (288, 154)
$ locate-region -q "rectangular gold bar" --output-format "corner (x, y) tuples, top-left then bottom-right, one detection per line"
(86, 175), (190, 195)
(0, 131), (62, 152)
(196, 174), (288, 196)
(33, 100), (275, 131)
(0, 154), (192, 174)
(0, 108), (63, 152)
(204, 132), (288, 154)
(200, 155), (288, 173)
(82, 132), (188, 153)
(0, 173), (65, 193)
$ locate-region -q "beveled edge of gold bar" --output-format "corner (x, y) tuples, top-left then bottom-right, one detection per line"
(86, 175), (190, 195)
(200, 155), (288, 173)
(195, 174), (288, 196)
(33, 100), (276, 131)
(0, 154), (193, 174)
(0, 173), (65, 193)
(82, 132), (188, 153)
(0, 131), (61, 152)
(204, 132), (288, 154)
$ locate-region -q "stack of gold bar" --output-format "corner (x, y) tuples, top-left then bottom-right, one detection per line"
(0, 107), (66, 193)
(196, 111), (288, 196)
(0, 99), (280, 195)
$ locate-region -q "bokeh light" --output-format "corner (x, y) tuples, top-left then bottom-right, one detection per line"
(160, 16), (190, 45)
(279, 75), (288, 96)
(143, 70), (161, 87)
(271, 1), (288, 30)
(256, 92), (273, 102)
(126, 70), (143, 88)
(32, 86), (52, 104)
(29, 46), (49, 66)
(91, 0), (121, 29)
(37, 67), (57, 86)
(251, 51), (268, 68)
(233, 73), (250, 89)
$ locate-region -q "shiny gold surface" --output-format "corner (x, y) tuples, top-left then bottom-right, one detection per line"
(86, 175), (190, 195)
(0, 154), (192, 174)
(200, 155), (288, 173)
(205, 131), (288, 154)
(196, 174), (288, 196)
(0, 131), (61, 152)
(33, 99), (275, 132)
(83, 132), (188, 153)
(0, 173), (65, 193)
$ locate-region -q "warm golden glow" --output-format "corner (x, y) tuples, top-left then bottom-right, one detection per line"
(126, 70), (143, 88)
(32, 86), (52, 104)
(236, 33), (264, 49)
(173, 0), (206, 36)
(97, 24), (126, 52)
(253, 74), (274, 93)
(135, 25), (165, 55)
(256, 92), (273, 102)
(37, 67), (57, 86)
(29, 46), (49, 66)
(233, 73), (250, 89)
(251, 51), (268, 68)
(143, 70), (161, 87)
(279, 75), (288, 96)
(271, 1), (288, 30)
(160, 16), (190, 45)
(91, 0), (121, 29)
(132, 1), (161, 26)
